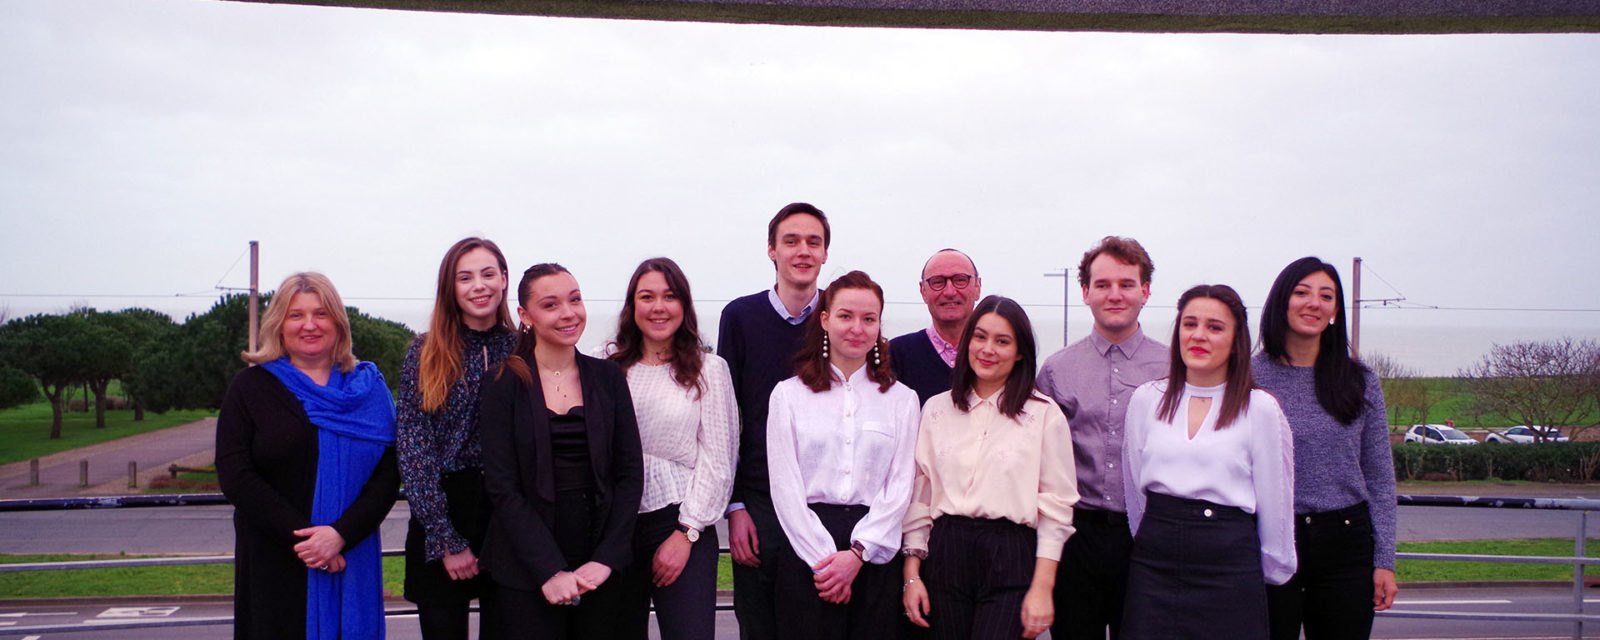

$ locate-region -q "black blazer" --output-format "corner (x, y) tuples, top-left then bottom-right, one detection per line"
(478, 353), (643, 590)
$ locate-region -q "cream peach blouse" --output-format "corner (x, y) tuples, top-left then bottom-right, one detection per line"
(901, 389), (1080, 560)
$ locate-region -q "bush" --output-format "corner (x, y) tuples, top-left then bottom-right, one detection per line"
(1392, 442), (1600, 482)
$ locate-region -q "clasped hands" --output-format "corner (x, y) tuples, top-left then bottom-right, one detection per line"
(541, 562), (612, 606)
(292, 525), (345, 573)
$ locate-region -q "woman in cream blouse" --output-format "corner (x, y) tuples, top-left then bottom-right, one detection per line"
(766, 270), (922, 640)
(900, 295), (1078, 640)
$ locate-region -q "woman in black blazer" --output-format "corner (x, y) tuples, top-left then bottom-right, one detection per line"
(478, 263), (644, 639)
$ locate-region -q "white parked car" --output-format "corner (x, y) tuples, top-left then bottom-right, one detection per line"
(1404, 424), (1478, 445)
(1484, 425), (1569, 444)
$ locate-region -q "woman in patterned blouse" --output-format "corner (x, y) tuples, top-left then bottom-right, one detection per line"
(396, 237), (518, 640)
(603, 257), (740, 640)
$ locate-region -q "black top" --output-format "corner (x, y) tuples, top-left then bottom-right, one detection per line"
(550, 406), (596, 494)
(716, 291), (813, 504)
(477, 354), (643, 590)
(889, 329), (954, 406)
(216, 365), (400, 640)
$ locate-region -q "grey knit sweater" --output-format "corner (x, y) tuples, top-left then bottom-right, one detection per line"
(1252, 353), (1397, 570)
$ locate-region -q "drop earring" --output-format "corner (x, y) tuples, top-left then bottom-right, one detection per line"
(872, 341), (881, 366)
(822, 333), (830, 360)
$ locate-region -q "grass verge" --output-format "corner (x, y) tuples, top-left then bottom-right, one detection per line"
(0, 402), (214, 466)
(1, 554), (733, 599)
(1395, 538), (1598, 582)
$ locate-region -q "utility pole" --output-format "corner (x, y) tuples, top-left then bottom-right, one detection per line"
(1351, 256), (1361, 359)
(1043, 268), (1071, 346)
(248, 241), (260, 353)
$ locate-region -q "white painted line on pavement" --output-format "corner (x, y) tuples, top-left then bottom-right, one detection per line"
(0, 612), (76, 617)
(1394, 599), (1512, 604)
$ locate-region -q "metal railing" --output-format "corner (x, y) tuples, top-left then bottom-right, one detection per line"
(1382, 494), (1599, 640)
(1, 493), (1596, 637)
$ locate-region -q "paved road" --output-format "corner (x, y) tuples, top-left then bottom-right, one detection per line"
(1, 586), (1593, 639)
(0, 419), (218, 499)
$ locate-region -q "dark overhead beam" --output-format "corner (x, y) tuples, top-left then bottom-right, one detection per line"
(231, 0), (1600, 34)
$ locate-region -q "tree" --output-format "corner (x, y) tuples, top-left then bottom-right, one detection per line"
(74, 311), (132, 429)
(0, 314), (102, 438)
(347, 307), (415, 393)
(1365, 352), (1434, 426)
(0, 366), (36, 409)
(1460, 338), (1600, 441)
(133, 294), (258, 413)
(99, 308), (176, 420)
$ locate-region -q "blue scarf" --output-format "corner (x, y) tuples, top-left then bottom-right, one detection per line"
(262, 358), (395, 640)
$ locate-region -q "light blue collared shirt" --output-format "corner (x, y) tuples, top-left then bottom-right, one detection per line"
(767, 288), (820, 325)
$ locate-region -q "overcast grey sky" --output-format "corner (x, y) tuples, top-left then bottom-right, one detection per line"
(2, 0), (1597, 374)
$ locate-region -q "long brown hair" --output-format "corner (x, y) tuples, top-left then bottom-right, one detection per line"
(498, 263), (571, 386)
(608, 257), (705, 396)
(1156, 284), (1255, 429)
(419, 237), (514, 412)
(792, 271), (895, 393)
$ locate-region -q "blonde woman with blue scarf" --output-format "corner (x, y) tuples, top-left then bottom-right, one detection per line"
(218, 272), (401, 640)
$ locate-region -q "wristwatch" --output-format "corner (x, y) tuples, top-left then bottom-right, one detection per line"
(676, 523), (700, 543)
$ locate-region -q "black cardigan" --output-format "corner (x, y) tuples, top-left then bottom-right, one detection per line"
(215, 365), (401, 640)
(477, 353), (644, 591)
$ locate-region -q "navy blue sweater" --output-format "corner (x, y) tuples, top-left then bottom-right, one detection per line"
(889, 330), (953, 406)
(717, 291), (812, 504)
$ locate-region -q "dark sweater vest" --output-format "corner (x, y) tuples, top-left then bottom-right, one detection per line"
(717, 291), (813, 503)
(889, 329), (953, 406)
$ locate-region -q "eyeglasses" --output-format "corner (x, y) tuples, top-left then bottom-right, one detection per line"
(924, 274), (974, 291)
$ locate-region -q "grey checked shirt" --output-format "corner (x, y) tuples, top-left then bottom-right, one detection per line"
(1036, 328), (1168, 513)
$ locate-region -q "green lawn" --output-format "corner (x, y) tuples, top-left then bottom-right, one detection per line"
(2, 540), (1588, 599)
(1395, 538), (1598, 582)
(1, 554), (730, 598)
(0, 400), (214, 466)
(1387, 377), (1600, 430)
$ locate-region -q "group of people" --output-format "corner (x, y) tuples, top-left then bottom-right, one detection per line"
(216, 202), (1398, 640)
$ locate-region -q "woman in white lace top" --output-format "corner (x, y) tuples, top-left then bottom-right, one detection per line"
(603, 257), (739, 640)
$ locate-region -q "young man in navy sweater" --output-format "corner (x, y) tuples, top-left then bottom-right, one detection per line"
(717, 202), (830, 640)
(888, 248), (982, 405)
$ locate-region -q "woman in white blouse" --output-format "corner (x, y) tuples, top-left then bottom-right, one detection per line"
(602, 258), (739, 640)
(900, 296), (1078, 640)
(766, 270), (922, 640)
(1120, 284), (1295, 640)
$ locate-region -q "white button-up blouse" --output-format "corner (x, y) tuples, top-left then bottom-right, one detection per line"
(766, 365), (921, 568)
(1122, 381), (1298, 585)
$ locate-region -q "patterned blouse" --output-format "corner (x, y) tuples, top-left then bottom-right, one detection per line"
(396, 326), (518, 562)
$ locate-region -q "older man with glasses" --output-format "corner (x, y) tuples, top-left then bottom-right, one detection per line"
(889, 248), (982, 405)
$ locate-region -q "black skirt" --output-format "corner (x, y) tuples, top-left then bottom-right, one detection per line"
(1121, 492), (1268, 640)
(404, 468), (493, 606)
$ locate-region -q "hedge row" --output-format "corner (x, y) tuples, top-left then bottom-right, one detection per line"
(1392, 442), (1600, 482)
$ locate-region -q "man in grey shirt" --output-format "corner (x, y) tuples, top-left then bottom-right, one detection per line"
(1036, 236), (1167, 640)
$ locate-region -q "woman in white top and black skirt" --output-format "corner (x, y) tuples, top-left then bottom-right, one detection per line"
(603, 257), (740, 640)
(1121, 284), (1296, 640)
(767, 270), (922, 640)
(900, 296), (1078, 640)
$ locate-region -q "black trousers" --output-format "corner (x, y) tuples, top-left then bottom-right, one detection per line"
(1267, 502), (1377, 640)
(1122, 492), (1267, 640)
(773, 503), (903, 640)
(611, 503), (721, 640)
(404, 468), (499, 640)
(923, 516), (1037, 640)
(732, 491), (793, 640)
(493, 490), (629, 639)
(1052, 507), (1132, 640)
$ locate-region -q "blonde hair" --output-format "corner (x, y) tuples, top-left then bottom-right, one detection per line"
(242, 272), (357, 373)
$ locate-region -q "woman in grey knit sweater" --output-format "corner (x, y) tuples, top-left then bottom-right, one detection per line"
(1255, 257), (1398, 640)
